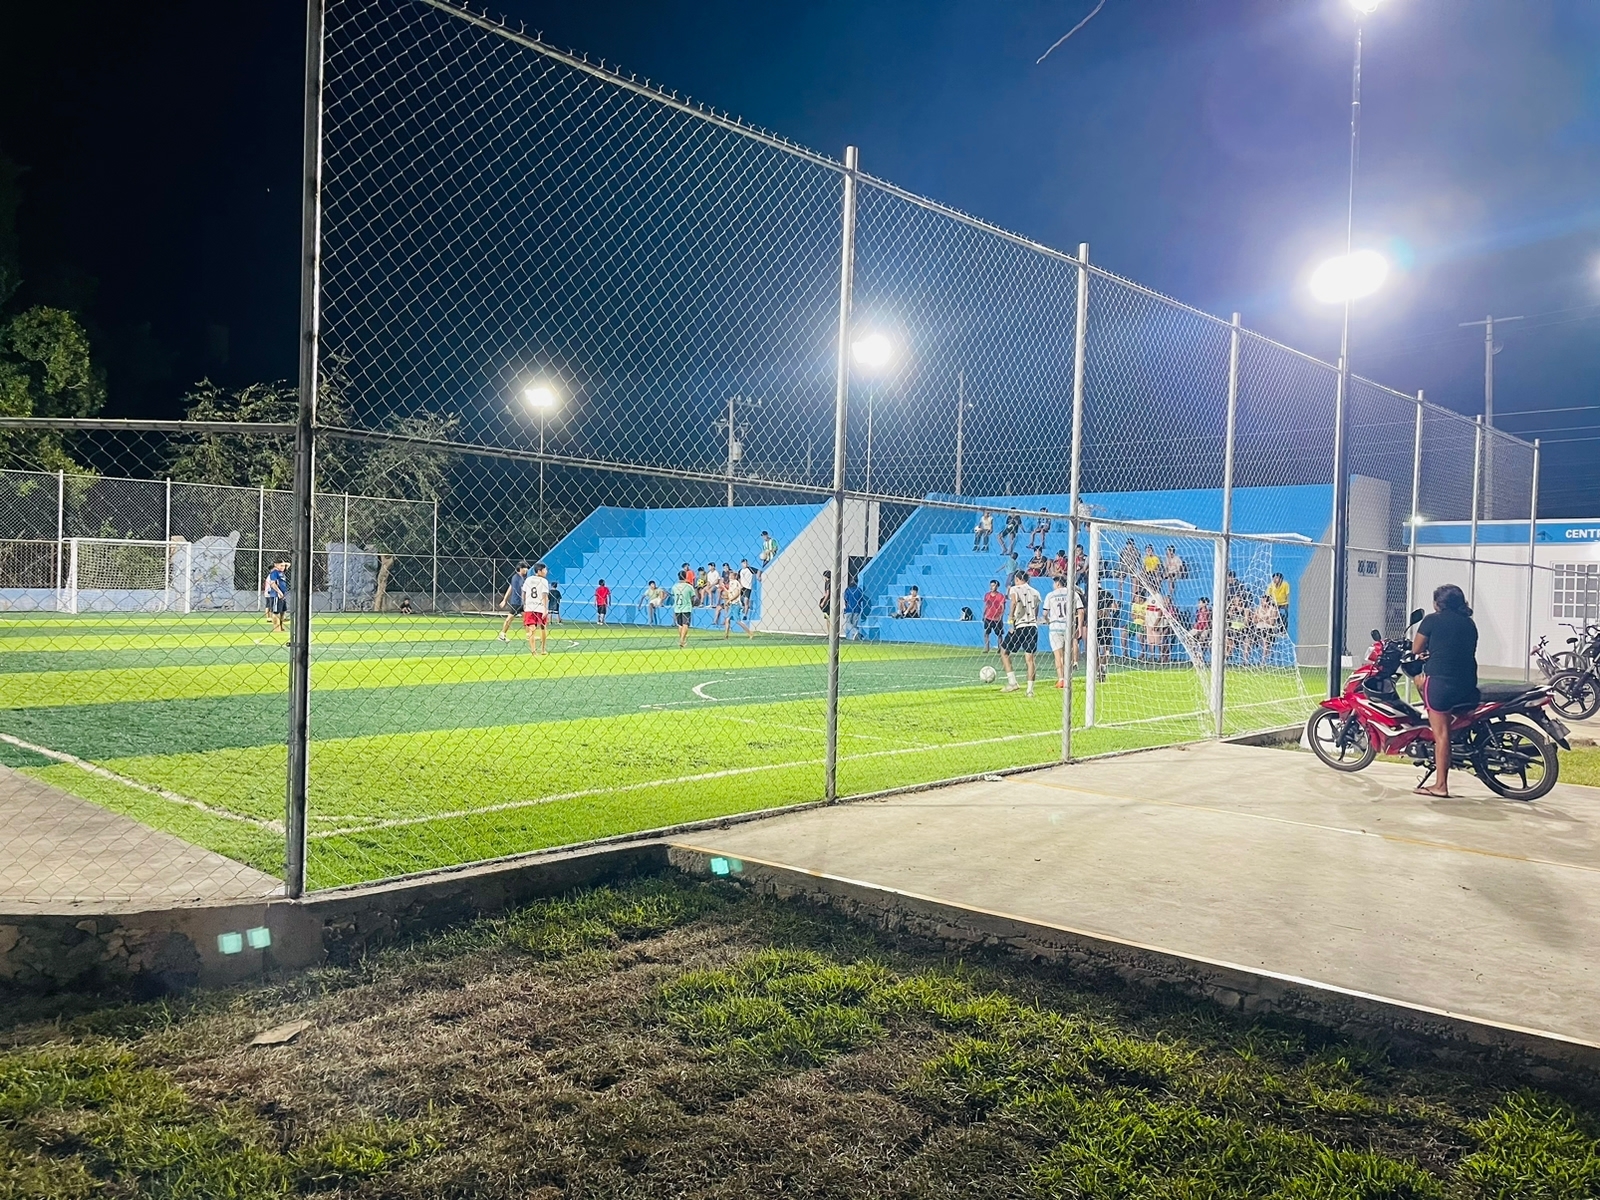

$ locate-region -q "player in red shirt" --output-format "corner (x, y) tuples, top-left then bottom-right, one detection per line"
(594, 579), (611, 625)
(981, 579), (1006, 653)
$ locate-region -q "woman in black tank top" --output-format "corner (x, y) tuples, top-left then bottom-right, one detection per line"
(1411, 583), (1478, 798)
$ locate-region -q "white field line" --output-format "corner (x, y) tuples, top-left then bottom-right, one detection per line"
(0, 731), (283, 833)
(310, 726), (1062, 839)
(707, 710), (930, 749)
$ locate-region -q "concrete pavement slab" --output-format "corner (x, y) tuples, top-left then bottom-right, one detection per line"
(688, 740), (1600, 1045)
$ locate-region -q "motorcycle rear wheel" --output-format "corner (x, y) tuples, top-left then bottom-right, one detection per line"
(1472, 718), (1559, 801)
(1306, 709), (1376, 772)
(1549, 670), (1600, 721)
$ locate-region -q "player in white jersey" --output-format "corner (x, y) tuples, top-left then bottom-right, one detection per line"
(522, 562), (551, 656)
(1042, 573), (1085, 690)
(999, 570), (1041, 695)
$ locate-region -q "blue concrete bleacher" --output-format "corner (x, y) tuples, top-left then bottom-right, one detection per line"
(857, 486), (1331, 648)
(543, 503), (824, 626)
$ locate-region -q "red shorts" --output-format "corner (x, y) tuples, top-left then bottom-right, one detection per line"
(523, 611), (548, 628)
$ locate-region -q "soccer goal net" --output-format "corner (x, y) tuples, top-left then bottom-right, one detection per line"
(1083, 521), (1310, 736)
(60, 538), (192, 614)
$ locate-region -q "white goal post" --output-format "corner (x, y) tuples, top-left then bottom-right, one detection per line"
(59, 538), (192, 614)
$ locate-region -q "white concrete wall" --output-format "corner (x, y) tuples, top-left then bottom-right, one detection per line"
(756, 499), (870, 635)
(1294, 475), (1392, 668)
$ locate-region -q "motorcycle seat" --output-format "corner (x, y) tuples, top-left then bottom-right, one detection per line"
(1477, 683), (1542, 705)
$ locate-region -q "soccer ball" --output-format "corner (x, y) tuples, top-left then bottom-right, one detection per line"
(979, 665), (997, 684)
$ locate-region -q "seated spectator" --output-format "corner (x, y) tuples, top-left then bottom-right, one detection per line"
(1029, 508), (1052, 551)
(972, 510), (994, 552)
(1162, 545), (1187, 597)
(1052, 549), (1070, 580)
(894, 585), (922, 618)
(1026, 550), (1048, 578)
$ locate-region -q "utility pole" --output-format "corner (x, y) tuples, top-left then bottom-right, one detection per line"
(954, 369), (972, 496)
(1458, 314), (1522, 519)
(715, 395), (754, 507)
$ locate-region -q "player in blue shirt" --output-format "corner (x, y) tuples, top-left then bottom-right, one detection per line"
(498, 562), (529, 643)
(263, 560), (289, 637)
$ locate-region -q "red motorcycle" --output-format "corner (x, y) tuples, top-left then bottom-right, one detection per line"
(1305, 607), (1570, 801)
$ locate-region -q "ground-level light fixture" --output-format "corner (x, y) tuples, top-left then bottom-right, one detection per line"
(1309, 250), (1388, 304)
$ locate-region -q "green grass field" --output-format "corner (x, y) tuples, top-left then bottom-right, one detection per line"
(0, 612), (1316, 889)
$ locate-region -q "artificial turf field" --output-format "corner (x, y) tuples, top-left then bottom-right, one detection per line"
(0, 612), (1315, 889)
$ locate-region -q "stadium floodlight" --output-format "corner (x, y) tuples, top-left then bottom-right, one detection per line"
(1350, 0), (1381, 12)
(1309, 250), (1388, 304)
(850, 332), (894, 373)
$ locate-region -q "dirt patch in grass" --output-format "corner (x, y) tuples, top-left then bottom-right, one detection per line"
(4, 874), (1599, 1198)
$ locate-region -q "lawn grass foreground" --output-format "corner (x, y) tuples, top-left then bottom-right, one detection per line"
(3, 874), (1598, 1198)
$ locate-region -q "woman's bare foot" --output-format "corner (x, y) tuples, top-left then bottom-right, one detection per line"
(1413, 785), (1450, 798)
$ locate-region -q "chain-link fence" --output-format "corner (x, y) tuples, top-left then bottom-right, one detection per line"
(0, 0), (1546, 906)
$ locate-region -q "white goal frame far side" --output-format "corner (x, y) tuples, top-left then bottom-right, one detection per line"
(59, 537), (193, 615)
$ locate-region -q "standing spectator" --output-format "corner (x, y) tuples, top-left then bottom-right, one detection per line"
(1027, 549), (1048, 578)
(1117, 538), (1140, 606)
(706, 562), (725, 625)
(1073, 544), (1088, 590)
(682, 562), (697, 591)
(999, 509), (1023, 556)
(1096, 584), (1120, 676)
(760, 530), (778, 570)
(981, 579), (1005, 652)
(1029, 508), (1052, 552)
(593, 579), (611, 625)
(547, 579), (563, 625)
(1142, 544), (1161, 582)
(1252, 595), (1280, 664)
(1194, 596), (1213, 662)
(496, 562), (528, 643)
(818, 570), (832, 616)
(264, 558), (290, 638)
(843, 577), (865, 641)
(1128, 591), (1147, 662)
(640, 580), (664, 625)
(1143, 589), (1169, 663)
(739, 558), (757, 607)
(1226, 588), (1250, 662)
(725, 573), (749, 639)
(1268, 571), (1291, 639)
(522, 562), (551, 656)
(972, 510), (994, 552)
(999, 571), (1041, 695)
(671, 570), (697, 648)
(1162, 545), (1186, 599)
(1043, 574), (1081, 689)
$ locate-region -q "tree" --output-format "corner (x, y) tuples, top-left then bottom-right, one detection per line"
(0, 307), (105, 470)
(168, 378), (296, 489)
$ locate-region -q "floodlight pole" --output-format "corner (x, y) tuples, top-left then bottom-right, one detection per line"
(286, 0), (327, 900)
(1468, 415), (1483, 603)
(1405, 391), (1423, 702)
(824, 146), (859, 804)
(1063, 242), (1090, 762)
(1326, 15), (1365, 699)
(1459, 314), (1522, 520)
(1524, 439), (1540, 683)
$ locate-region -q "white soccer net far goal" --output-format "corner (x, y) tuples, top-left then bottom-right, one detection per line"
(60, 538), (192, 614)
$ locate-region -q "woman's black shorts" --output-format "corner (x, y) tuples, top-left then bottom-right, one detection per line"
(1423, 675), (1479, 713)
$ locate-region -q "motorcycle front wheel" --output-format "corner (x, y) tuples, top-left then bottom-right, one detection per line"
(1472, 718), (1559, 801)
(1305, 709), (1376, 772)
(1549, 670), (1600, 721)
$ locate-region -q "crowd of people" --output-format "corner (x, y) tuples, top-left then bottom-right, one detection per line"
(492, 529), (780, 653)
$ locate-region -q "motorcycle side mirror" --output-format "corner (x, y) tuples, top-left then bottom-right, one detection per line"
(1370, 629), (1382, 642)
(1409, 608), (1425, 625)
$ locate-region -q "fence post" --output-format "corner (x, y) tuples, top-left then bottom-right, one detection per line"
(55, 468), (65, 608)
(824, 145), (859, 804)
(1085, 522), (1100, 727)
(1524, 439), (1540, 683)
(1211, 314), (1240, 737)
(1063, 242), (1089, 763)
(1406, 391), (1424, 701)
(257, 485), (266, 611)
(432, 498), (439, 613)
(1468, 416), (1483, 604)
(164, 477), (173, 613)
(285, 0), (327, 900)
(340, 492), (350, 612)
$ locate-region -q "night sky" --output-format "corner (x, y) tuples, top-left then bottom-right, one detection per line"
(2, 0), (1596, 513)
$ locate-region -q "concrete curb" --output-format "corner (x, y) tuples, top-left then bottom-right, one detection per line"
(0, 842), (667, 994)
(667, 843), (1600, 1090)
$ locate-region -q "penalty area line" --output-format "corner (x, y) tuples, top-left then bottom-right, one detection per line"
(0, 730), (283, 832)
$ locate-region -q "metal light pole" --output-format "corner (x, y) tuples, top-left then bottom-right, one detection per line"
(1325, 0), (1381, 698)
(1459, 313), (1522, 519)
(523, 384), (558, 550)
(954, 369), (971, 496)
(851, 332), (894, 558)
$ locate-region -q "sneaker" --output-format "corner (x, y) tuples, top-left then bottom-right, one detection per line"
(1055, 680), (1065, 689)
(1001, 684), (1020, 693)
(497, 633), (507, 642)
(1026, 687), (1035, 697)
